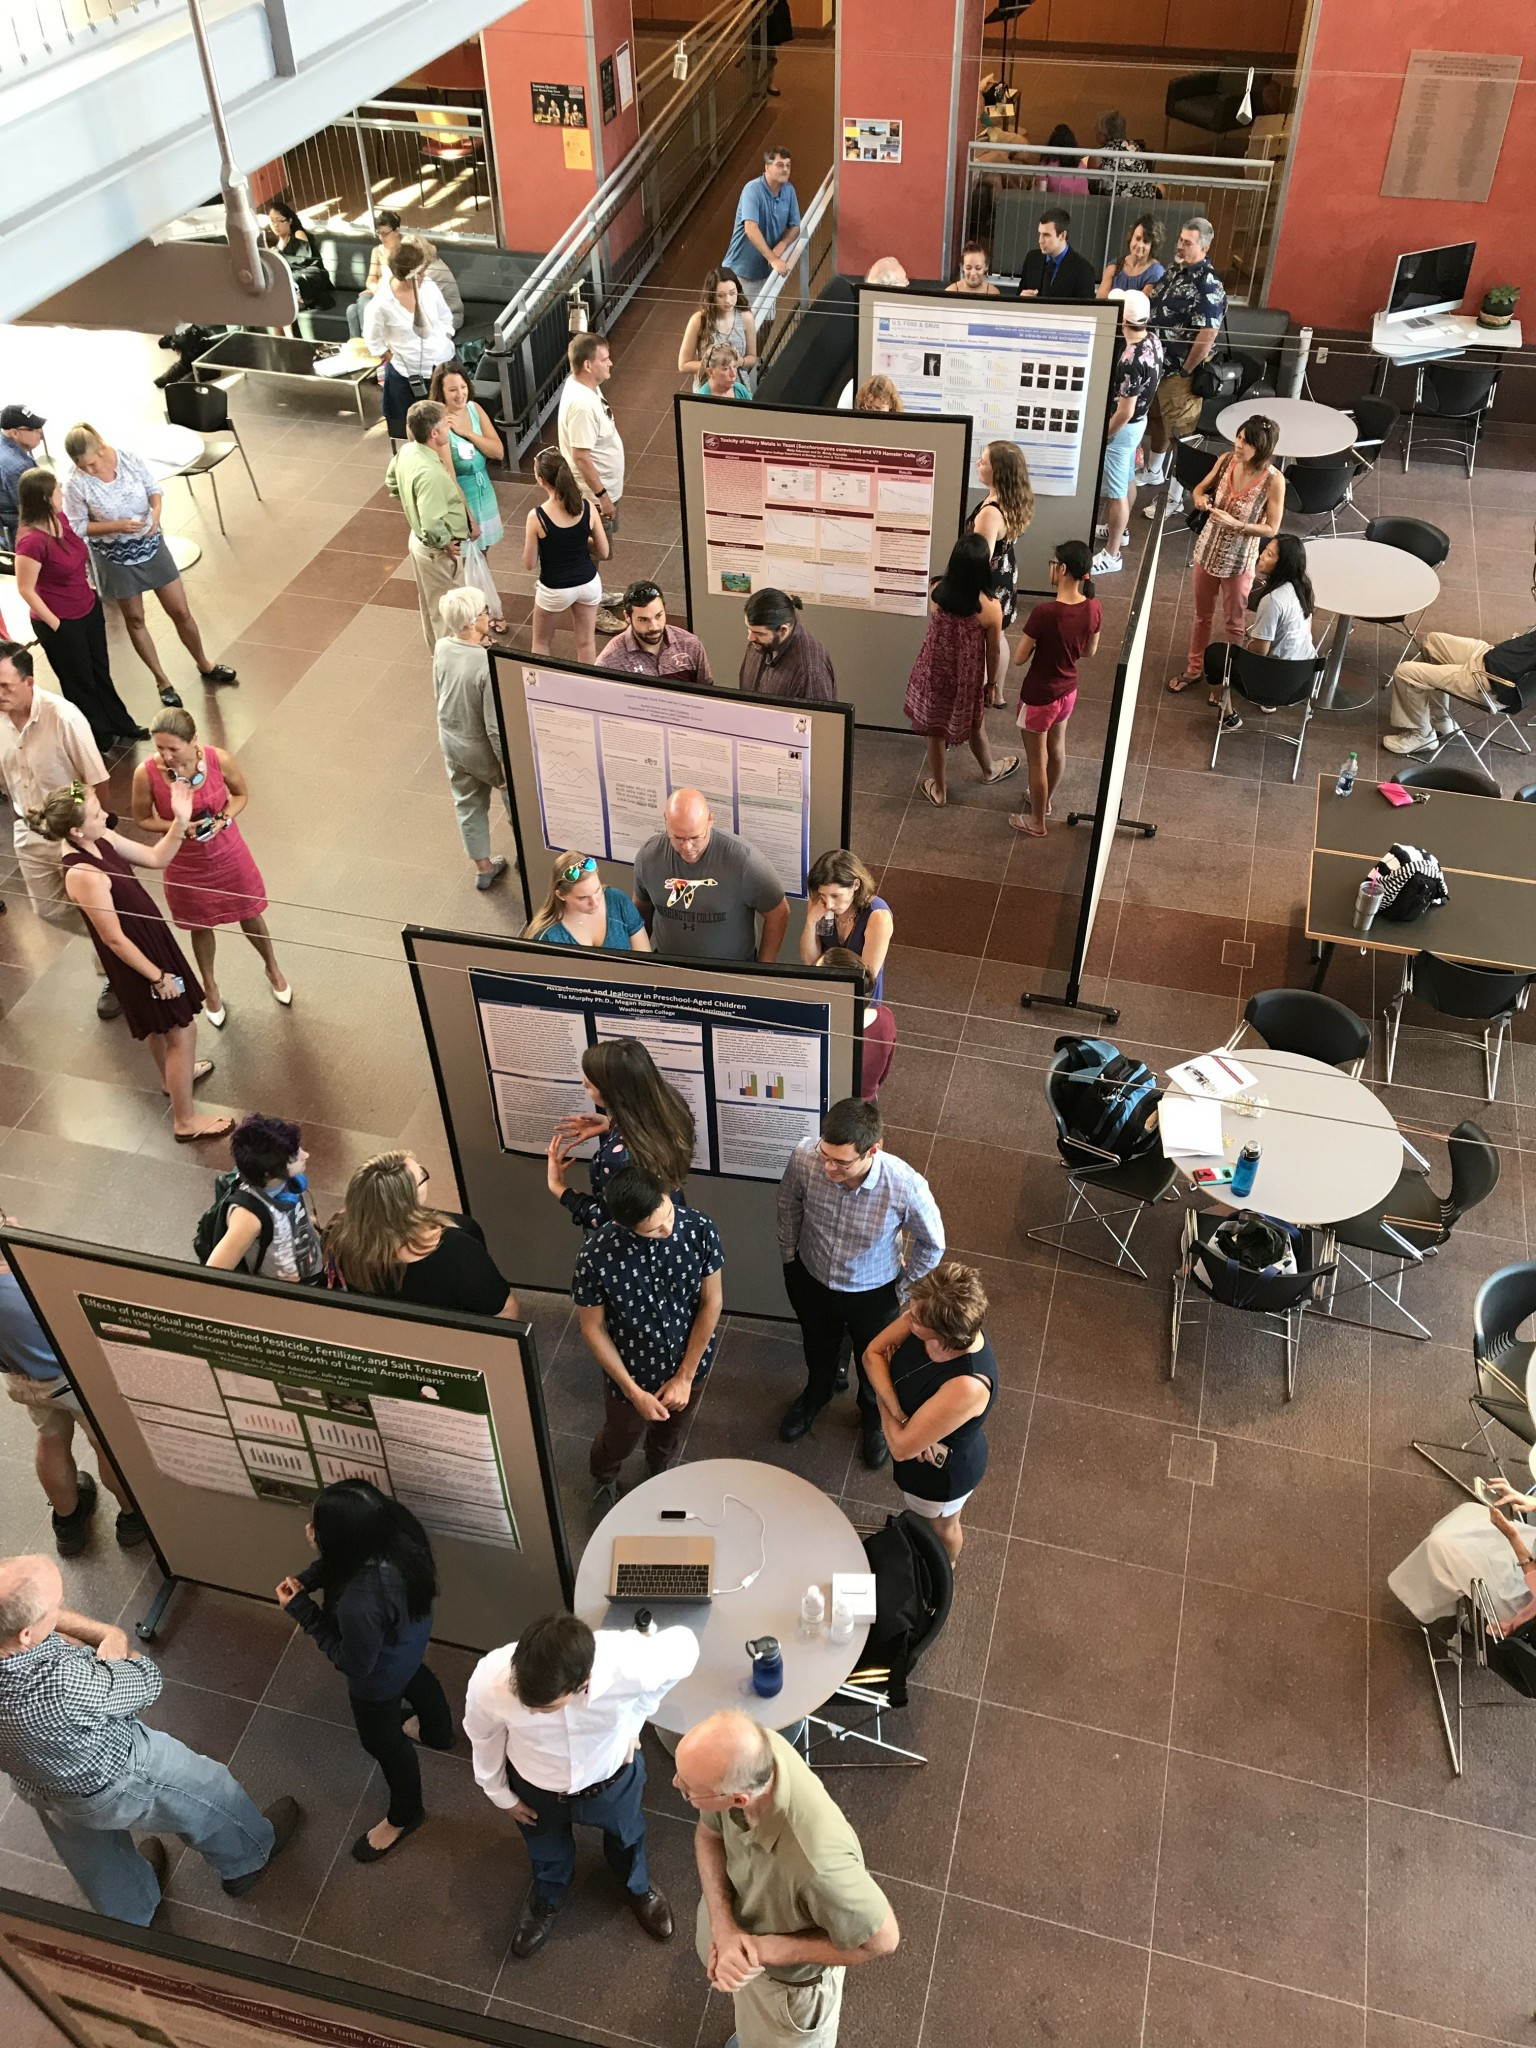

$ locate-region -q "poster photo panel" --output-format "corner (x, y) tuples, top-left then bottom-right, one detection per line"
(404, 929), (862, 1317)
(855, 285), (1123, 597)
(489, 649), (852, 954)
(0, 1234), (572, 1652)
(674, 394), (972, 731)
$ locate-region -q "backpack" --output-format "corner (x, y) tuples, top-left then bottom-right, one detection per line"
(859, 1514), (938, 1707)
(192, 1171), (274, 1268)
(1053, 1035), (1162, 1163)
(1201, 1211), (1304, 1307)
(1368, 843), (1449, 924)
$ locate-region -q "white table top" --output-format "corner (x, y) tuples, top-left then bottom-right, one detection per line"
(1304, 536), (1441, 620)
(1168, 1047), (1403, 1227)
(1216, 397), (1357, 459)
(573, 1457), (871, 1734)
(1372, 313), (1524, 362)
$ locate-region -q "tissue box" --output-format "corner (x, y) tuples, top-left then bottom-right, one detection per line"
(831, 1572), (877, 1620)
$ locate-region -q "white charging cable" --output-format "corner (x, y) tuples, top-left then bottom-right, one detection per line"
(672, 1494), (765, 1594)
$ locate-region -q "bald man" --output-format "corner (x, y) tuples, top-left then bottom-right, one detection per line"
(632, 788), (789, 964)
(0, 1555), (300, 1924)
(863, 258), (909, 288)
(674, 1712), (897, 2048)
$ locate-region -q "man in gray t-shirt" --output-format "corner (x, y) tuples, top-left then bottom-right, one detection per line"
(633, 789), (789, 963)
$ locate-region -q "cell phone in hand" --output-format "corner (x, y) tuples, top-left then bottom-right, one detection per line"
(1473, 1476), (1504, 1507)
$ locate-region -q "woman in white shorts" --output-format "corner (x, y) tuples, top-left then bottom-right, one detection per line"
(522, 448), (610, 666)
(862, 1262), (997, 1566)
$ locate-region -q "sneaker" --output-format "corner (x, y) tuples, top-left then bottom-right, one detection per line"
(1382, 730), (1437, 756)
(591, 1480), (620, 1513)
(1166, 483), (1185, 514)
(1091, 550), (1123, 575)
(96, 979), (122, 1021)
(475, 857), (509, 893)
(1218, 713), (1244, 734)
(52, 1471), (98, 1557)
(116, 1508), (148, 1548)
(595, 608), (627, 636)
(1093, 522), (1108, 541)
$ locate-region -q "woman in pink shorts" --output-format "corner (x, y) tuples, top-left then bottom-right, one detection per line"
(1009, 540), (1101, 837)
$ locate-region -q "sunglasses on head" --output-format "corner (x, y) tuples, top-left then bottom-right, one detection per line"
(625, 584), (662, 608)
(559, 857), (598, 883)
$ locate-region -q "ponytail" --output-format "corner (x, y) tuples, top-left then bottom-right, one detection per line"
(1054, 537), (1094, 599)
(534, 447), (584, 519)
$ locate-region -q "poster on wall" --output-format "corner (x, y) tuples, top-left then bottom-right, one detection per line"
(474, 969), (830, 1181)
(701, 431), (934, 616)
(77, 1293), (521, 1546)
(842, 117), (902, 163)
(522, 664), (814, 896)
(867, 300), (1095, 493)
(616, 41), (634, 111)
(600, 55), (617, 124)
(531, 82), (588, 127)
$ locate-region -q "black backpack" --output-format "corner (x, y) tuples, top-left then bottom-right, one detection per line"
(192, 1171), (274, 1268)
(1054, 1035), (1162, 1163)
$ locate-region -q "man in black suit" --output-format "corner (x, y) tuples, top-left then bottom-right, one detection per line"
(1017, 209), (1098, 300)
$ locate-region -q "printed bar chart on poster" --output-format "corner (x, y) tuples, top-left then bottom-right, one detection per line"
(79, 1293), (521, 1546)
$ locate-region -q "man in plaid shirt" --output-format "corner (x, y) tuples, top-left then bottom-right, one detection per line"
(0, 1553), (301, 1923)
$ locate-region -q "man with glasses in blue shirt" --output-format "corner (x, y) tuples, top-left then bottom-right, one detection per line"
(724, 148), (801, 285)
(777, 1097), (945, 1468)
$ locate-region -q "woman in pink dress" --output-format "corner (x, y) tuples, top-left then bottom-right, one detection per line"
(129, 707), (291, 1027)
(904, 534), (1017, 806)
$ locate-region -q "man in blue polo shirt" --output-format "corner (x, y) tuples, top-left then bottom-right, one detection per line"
(723, 147), (800, 284)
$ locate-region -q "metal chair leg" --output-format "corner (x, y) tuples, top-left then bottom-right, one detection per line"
(1423, 1615), (1464, 1775)
(1485, 1015), (1509, 1101)
(1412, 1395), (1520, 1498)
(1027, 1178), (1154, 1280)
(233, 425), (262, 500)
(209, 470), (225, 537)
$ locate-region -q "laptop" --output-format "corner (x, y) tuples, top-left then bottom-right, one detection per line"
(607, 1534), (715, 1601)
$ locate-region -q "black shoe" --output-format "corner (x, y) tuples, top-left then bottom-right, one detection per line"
(52, 1471), (98, 1557)
(96, 980), (122, 1021)
(138, 1835), (170, 1904)
(861, 1428), (890, 1471)
(351, 1814), (423, 1863)
(628, 1884), (674, 1941)
(1218, 713), (1243, 734)
(200, 664), (238, 686)
(222, 1795), (301, 1895)
(157, 688), (184, 709)
(118, 726), (153, 742)
(591, 1479), (621, 1513)
(116, 1508), (148, 1548)
(511, 1886), (563, 1959)
(779, 1396), (822, 1443)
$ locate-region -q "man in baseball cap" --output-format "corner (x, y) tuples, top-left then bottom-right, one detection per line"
(0, 407), (45, 546)
(1092, 290), (1163, 576)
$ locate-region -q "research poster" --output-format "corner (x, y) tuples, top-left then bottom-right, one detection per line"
(523, 663), (813, 896)
(473, 967), (830, 1180)
(77, 1293), (520, 1547)
(867, 301), (1095, 493)
(701, 430), (934, 616)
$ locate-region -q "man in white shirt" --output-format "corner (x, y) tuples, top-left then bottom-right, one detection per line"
(464, 1610), (698, 1959)
(0, 642), (119, 1019)
(557, 334), (626, 632)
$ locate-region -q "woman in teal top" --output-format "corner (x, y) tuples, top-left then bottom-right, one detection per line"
(694, 341), (753, 403)
(431, 364), (505, 628)
(524, 852), (651, 951)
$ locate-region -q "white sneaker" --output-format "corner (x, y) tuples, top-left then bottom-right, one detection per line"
(1091, 550), (1124, 575)
(1382, 730), (1437, 756)
(1094, 523), (1108, 541)
(1167, 483), (1185, 514)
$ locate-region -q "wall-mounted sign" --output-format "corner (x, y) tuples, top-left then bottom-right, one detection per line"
(562, 126), (593, 171)
(842, 116), (902, 163)
(532, 81), (588, 128)
(616, 41), (634, 112)
(1380, 50), (1519, 203)
(600, 54), (617, 124)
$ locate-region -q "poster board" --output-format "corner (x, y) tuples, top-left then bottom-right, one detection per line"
(0, 1234), (571, 1652)
(855, 285), (1122, 595)
(405, 930), (862, 1316)
(490, 650), (852, 950)
(675, 395), (972, 731)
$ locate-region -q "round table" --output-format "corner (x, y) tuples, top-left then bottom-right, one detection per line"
(1168, 1047), (1402, 1226)
(573, 1457), (871, 1735)
(1305, 536), (1441, 712)
(1216, 397), (1357, 460)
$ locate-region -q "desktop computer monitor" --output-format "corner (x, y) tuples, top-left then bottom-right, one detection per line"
(1383, 242), (1477, 324)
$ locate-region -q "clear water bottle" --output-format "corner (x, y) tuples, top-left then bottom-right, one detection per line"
(828, 1596), (856, 1646)
(1335, 750), (1359, 797)
(798, 1585), (826, 1639)
(1230, 1143), (1261, 1199)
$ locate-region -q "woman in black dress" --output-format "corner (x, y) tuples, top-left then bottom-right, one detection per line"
(324, 1151), (517, 1315)
(276, 1479), (454, 1864)
(862, 1261), (997, 1566)
(27, 781), (232, 1142)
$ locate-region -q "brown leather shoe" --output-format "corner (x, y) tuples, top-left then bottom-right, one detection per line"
(511, 1887), (563, 1959)
(628, 1885), (674, 1941)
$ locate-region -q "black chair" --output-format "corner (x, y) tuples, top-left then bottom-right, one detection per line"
(163, 380), (261, 535)
(1283, 461), (1362, 537)
(1165, 69), (1270, 142)
(1324, 1120), (1500, 1340)
(1412, 1260), (1536, 1498)
(1415, 1580), (1534, 1776)
(1172, 437), (1223, 495)
(1439, 668), (1536, 774)
(1028, 1046), (1179, 1280)
(1225, 987), (1370, 1075)
(1348, 394), (1400, 466)
(1170, 1209), (1335, 1401)
(1208, 649), (1324, 781)
(1403, 362), (1502, 479)
(1392, 757), (1503, 799)
(1516, 784), (1536, 802)
(1362, 515), (1451, 663)
(1384, 952), (1533, 1099)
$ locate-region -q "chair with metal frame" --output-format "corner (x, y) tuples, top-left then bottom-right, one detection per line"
(1383, 952), (1532, 1099)
(162, 379), (261, 536)
(1416, 1580), (1532, 1776)
(1392, 756), (1503, 799)
(1347, 394), (1400, 466)
(1170, 1207), (1335, 1400)
(1434, 667), (1535, 775)
(1028, 1046), (1180, 1280)
(1321, 1120), (1499, 1340)
(1360, 515), (1451, 666)
(1412, 1261), (1536, 1498)
(1208, 648), (1324, 780)
(1224, 986), (1370, 1075)
(1402, 361), (1502, 479)
(1282, 460), (1363, 537)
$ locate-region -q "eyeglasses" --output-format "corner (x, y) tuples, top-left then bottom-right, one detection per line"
(559, 857), (598, 883)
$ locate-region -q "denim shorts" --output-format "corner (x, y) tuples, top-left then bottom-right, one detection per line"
(1101, 416), (1147, 501)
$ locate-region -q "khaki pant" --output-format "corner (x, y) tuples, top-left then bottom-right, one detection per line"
(409, 534), (464, 650)
(1388, 631), (1500, 740)
(732, 1967), (845, 2048)
(1147, 372), (1201, 454)
(12, 821), (76, 932)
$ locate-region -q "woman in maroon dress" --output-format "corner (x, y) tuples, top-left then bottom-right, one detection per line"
(904, 534), (1016, 806)
(26, 781), (234, 1143)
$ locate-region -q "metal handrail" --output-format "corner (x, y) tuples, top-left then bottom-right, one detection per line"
(750, 167), (835, 374)
(969, 140), (1275, 176)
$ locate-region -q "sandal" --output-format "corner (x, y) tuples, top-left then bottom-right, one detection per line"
(174, 1116), (235, 1144)
(1167, 673), (1200, 693)
(985, 755), (1020, 783)
(1008, 813), (1048, 837)
(920, 777), (947, 807)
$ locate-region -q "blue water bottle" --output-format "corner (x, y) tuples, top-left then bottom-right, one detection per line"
(1230, 1143), (1261, 1200)
(746, 1637), (784, 1698)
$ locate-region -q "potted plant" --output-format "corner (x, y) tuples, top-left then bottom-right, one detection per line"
(1478, 283), (1520, 330)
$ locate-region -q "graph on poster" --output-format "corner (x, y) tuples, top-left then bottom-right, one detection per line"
(77, 1294), (520, 1546)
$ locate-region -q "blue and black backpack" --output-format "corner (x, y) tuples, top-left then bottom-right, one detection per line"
(1053, 1035), (1162, 1163)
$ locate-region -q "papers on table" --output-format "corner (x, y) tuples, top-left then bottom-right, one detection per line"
(1167, 1053), (1255, 1100)
(1157, 1093), (1224, 1160)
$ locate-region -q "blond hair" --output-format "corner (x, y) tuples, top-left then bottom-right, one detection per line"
(24, 784), (86, 843)
(982, 441), (1033, 539)
(324, 1152), (446, 1296)
(907, 1261), (989, 1349)
(63, 422), (104, 465)
(854, 376), (903, 414)
(526, 852), (599, 940)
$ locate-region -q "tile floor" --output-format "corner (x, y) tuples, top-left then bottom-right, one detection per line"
(4, 35), (1536, 2048)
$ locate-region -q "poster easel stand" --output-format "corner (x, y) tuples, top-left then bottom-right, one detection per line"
(135, 1576), (179, 1644)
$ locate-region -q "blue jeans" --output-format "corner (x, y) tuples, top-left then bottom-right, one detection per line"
(20, 1722), (273, 1925)
(509, 1752), (650, 1907)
